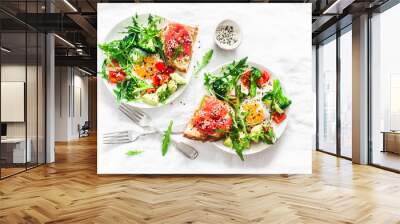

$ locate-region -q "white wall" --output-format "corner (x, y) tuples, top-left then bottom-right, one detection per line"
(54, 66), (89, 141)
(72, 73), (89, 138)
(54, 66), (69, 141)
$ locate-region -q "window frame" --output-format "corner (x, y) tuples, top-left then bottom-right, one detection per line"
(315, 24), (353, 161)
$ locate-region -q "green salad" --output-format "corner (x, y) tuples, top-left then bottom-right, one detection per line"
(204, 57), (292, 160)
(99, 14), (189, 106)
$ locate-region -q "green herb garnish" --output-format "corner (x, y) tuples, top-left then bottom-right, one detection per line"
(126, 150), (144, 156)
(162, 120), (173, 156)
(194, 49), (214, 77)
(173, 44), (183, 60)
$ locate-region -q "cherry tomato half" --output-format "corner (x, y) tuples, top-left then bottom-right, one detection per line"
(165, 66), (175, 75)
(240, 70), (251, 88)
(152, 75), (161, 87)
(272, 112), (286, 124)
(155, 62), (166, 72)
(257, 70), (271, 87)
(159, 74), (171, 85)
(152, 74), (171, 87)
(146, 88), (156, 94)
(108, 71), (126, 84)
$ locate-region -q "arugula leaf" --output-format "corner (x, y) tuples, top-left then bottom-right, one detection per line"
(194, 49), (214, 76)
(114, 77), (151, 102)
(126, 150), (144, 156)
(99, 59), (108, 80)
(99, 40), (127, 66)
(162, 120), (173, 156)
(154, 37), (166, 62)
(227, 109), (251, 161)
(127, 14), (163, 53)
(262, 79), (291, 113)
(250, 67), (262, 97)
(204, 57), (248, 101)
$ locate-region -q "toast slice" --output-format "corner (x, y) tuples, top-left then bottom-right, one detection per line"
(184, 96), (232, 141)
(161, 23), (198, 73)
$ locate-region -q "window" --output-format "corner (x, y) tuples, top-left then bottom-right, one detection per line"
(370, 2), (400, 171)
(390, 74), (400, 130)
(340, 28), (352, 158)
(317, 36), (337, 154)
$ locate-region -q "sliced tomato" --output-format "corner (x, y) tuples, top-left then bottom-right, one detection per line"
(164, 23), (192, 58)
(257, 70), (271, 87)
(108, 71), (126, 84)
(272, 112), (286, 124)
(193, 97), (232, 135)
(240, 70), (251, 88)
(146, 88), (156, 94)
(183, 44), (191, 56)
(221, 118), (233, 130)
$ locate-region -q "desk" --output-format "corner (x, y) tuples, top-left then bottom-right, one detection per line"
(1, 138), (31, 163)
(382, 131), (400, 154)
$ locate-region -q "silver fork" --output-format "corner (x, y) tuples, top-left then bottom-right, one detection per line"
(103, 130), (156, 144)
(103, 104), (198, 160)
(103, 104), (186, 144)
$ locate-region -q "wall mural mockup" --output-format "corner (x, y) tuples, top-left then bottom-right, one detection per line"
(97, 3), (313, 174)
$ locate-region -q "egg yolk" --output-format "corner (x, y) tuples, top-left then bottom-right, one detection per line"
(133, 56), (157, 80)
(242, 101), (265, 126)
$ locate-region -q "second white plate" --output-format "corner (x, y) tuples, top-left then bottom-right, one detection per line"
(209, 61), (289, 156)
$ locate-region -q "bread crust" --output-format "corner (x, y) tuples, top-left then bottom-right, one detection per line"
(161, 23), (198, 73)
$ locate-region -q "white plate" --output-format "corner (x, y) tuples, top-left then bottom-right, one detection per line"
(211, 61), (289, 155)
(100, 14), (197, 108)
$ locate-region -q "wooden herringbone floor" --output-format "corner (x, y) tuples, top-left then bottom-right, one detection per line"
(1, 135), (400, 224)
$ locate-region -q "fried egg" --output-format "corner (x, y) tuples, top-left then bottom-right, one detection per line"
(133, 55), (160, 80)
(240, 99), (269, 127)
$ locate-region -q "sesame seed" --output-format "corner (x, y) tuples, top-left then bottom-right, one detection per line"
(216, 24), (238, 46)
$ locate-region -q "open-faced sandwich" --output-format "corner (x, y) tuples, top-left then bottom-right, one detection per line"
(184, 95), (233, 141)
(99, 15), (198, 106)
(184, 57), (292, 160)
(162, 23), (198, 73)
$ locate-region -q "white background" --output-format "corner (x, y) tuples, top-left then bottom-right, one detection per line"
(97, 3), (313, 174)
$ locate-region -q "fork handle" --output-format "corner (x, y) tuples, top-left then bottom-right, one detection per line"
(171, 139), (198, 160)
(152, 127), (198, 160)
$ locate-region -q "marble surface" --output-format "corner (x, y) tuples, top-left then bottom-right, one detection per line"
(97, 3), (314, 174)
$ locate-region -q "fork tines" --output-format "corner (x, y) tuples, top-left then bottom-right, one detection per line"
(103, 130), (132, 144)
(119, 103), (145, 124)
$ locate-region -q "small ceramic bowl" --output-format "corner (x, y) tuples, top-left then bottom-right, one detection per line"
(214, 19), (241, 50)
